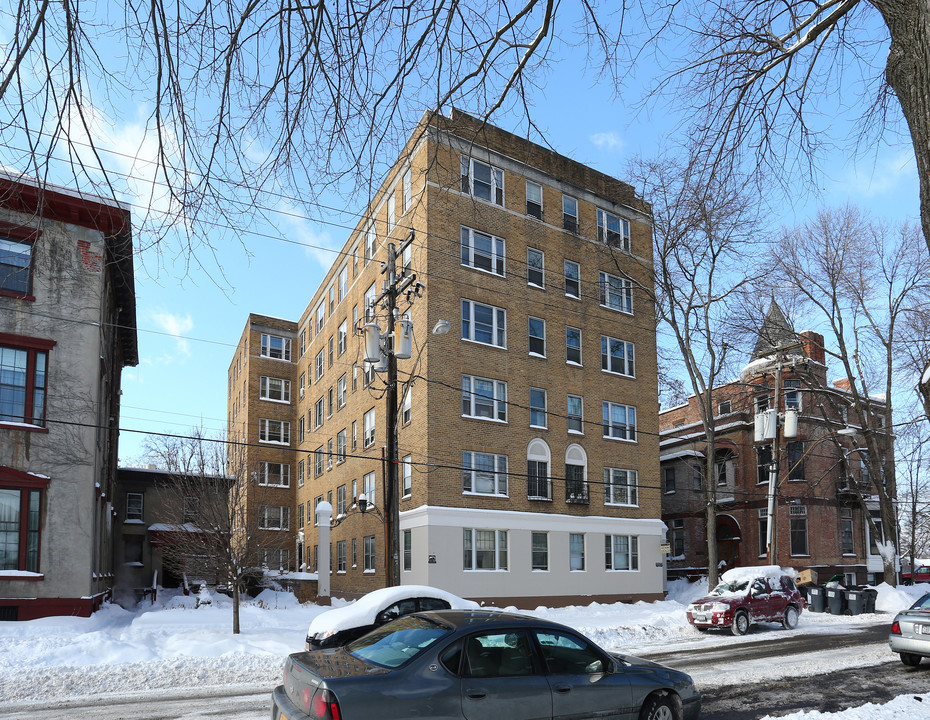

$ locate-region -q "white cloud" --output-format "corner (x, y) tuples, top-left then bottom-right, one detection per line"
(590, 131), (626, 154)
(832, 148), (918, 201)
(277, 202), (343, 269)
(150, 311), (194, 360)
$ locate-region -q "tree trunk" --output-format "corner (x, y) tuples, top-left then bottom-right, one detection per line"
(874, 0), (930, 259)
(233, 580), (241, 635)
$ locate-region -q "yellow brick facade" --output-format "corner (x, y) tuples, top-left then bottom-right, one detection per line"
(228, 110), (664, 606)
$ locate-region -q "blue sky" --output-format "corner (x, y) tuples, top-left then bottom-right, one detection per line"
(0, 8), (918, 462)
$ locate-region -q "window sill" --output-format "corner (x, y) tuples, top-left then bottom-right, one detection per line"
(566, 361), (582, 368)
(259, 440), (290, 446)
(0, 421), (48, 433)
(599, 304), (634, 316)
(528, 352), (546, 359)
(529, 424), (547, 430)
(601, 369), (635, 380)
(0, 571), (43, 579)
(565, 293), (580, 300)
(363, 569), (376, 574)
(260, 398), (291, 405)
(528, 496), (552, 502)
(461, 415), (507, 424)
(605, 502), (638, 508)
(0, 290), (36, 302)
(568, 429), (584, 436)
(527, 283), (545, 291)
(462, 338), (507, 351)
(603, 435), (637, 444)
(124, 519), (145, 524)
(463, 491), (509, 499)
(460, 262), (506, 280)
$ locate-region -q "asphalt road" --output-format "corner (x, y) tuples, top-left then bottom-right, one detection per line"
(6, 623), (922, 720)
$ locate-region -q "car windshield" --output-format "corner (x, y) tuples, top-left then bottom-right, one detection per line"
(910, 594), (930, 611)
(346, 615), (451, 669)
(710, 579), (750, 595)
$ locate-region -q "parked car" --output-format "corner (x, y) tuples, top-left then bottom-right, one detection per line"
(275, 609), (701, 720)
(900, 566), (930, 585)
(889, 592), (930, 666)
(686, 566), (803, 635)
(305, 585), (478, 650)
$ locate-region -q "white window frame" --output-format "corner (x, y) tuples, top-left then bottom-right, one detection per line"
(566, 326), (582, 365)
(463, 528), (509, 571)
(567, 394), (584, 434)
(363, 471), (376, 507)
(363, 407), (376, 447)
(365, 224), (377, 263)
(529, 387), (547, 429)
(526, 180), (543, 219)
(258, 505), (290, 530)
(460, 226), (506, 277)
(402, 168), (412, 213)
(599, 271), (633, 314)
(605, 535), (639, 571)
(601, 336), (635, 377)
(260, 334), (291, 361)
(363, 535), (376, 572)
(461, 157), (504, 206)
(527, 247), (545, 288)
(562, 195), (579, 233)
(316, 303), (325, 333)
(259, 376), (291, 403)
(338, 320), (348, 355)
(336, 430), (346, 463)
(528, 317), (546, 357)
(596, 208), (631, 251)
(462, 451), (509, 496)
(564, 259), (580, 298)
(314, 350), (324, 381)
(604, 467), (638, 506)
(337, 374), (347, 409)
(461, 374), (508, 422)
(402, 455), (412, 497)
(602, 402), (637, 442)
(387, 193), (396, 232)
(569, 533), (585, 571)
(461, 299), (507, 348)
(259, 418), (290, 445)
(126, 492), (144, 521)
(531, 531), (549, 571)
(259, 461), (290, 487)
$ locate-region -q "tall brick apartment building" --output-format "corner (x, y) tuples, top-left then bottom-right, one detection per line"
(227, 110), (664, 606)
(659, 301), (894, 585)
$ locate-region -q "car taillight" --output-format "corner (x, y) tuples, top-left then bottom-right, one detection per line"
(310, 688), (341, 720)
(891, 621), (901, 635)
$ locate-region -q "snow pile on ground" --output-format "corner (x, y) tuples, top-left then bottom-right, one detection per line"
(0, 579), (927, 715)
(762, 693), (930, 719)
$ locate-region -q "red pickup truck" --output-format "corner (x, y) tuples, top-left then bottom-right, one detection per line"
(901, 565), (930, 585)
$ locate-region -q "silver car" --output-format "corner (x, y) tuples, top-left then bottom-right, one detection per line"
(272, 609), (701, 720)
(889, 592), (930, 666)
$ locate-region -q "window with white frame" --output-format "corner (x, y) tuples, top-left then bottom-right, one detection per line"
(298, 372), (305, 399)
(336, 484), (347, 516)
(565, 444), (588, 503)
(529, 388), (547, 428)
(526, 180), (543, 219)
(566, 326), (582, 365)
(462, 451), (508, 495)
(567, 395), (583, 433)
(336, 429), (346, 463)
(314, 397), (324, 428)
(598, 271), (633, 314)
(461, 299), (506, 347)
(260, 548), (289, 570)
(596, 208), (631, 250)
(401, 387), (412, 424)
(461, 227), (505, 276)
(602, 402), (636, 441)
(259, 419), (290, 444)
(462, 375), (507, 421)
(260, 334), (291, 361)
(351, 537), (357, 567)
(527, 439), (551, 500)
(463, 528), (508, 570)
(363, 407), (376, 447)
(316, 303), (325, 332)
(297, 503), (304, 528)
(336, 540), (347, 572)
(126, 492), (144, 521)
(403, 530), (412, 571)
(299, 330), (306, 357)
(338, 320), (347, 355)
(298, 415), (305, 442)
(328, 336), (334, 367)
(784, 379), (802, 410)
(259, 461), (290, 487)
(402, 168), (412, 212)
(363, 535), (376, 571)
(604, 467), (638, 505)
(365, 224), (377, 263)
(364, 282), (376, 322)
(605, 535), (639, 571)
(564, 259), (580, 298)
(402, 455), (412, 497)
(339, 266), (348, 301)
(363, 471), (376, 506)
(337, 374), (347, 409)
(314, 447), (324, 476)
(258, 505), (290, 530)
(259, 376), (291, 402)
(531, 532), (548, 571)
(528, 317), (546, 356)
(314, 350), (324, 381)
(327, 438), (333, 469)
(562, 195), (578, 233)
(328, 285), (335, 315)
(297, 460), (304, 487)
(352, 421), (357, 450)
(601, 336), (635, 376)
(569, 533), (585, 570)
(527, 247), (545, 287)
(387, 193), (396, 232)
(461, 157), (504, 206)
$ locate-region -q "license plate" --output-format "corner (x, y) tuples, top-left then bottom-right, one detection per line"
(693, 614), (707, 623)
(916, 624), (930, 636)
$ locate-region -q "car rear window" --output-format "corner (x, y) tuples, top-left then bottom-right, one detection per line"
(346, 615), (451, 669)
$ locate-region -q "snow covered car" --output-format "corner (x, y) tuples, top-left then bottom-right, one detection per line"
(277, 609), (701, 720)
(305, 585), (479, 650)
(889, 592), (930, 666)
(686, 566), (803, 635)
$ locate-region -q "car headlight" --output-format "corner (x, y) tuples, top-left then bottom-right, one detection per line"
(710, 603), (729, 613)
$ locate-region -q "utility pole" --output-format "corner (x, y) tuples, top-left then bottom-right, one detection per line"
(367, 232), (417, 587)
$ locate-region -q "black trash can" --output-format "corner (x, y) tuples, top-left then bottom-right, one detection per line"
(826, 586), (847, 614)
(845, 587), (878, 614)
(807, 585), (827, 612)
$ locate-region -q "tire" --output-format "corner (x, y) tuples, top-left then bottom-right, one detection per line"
(731, 611), (750, 636)
(901, 653), (923, 667)
(640, 694), (678, 720)
(782, 606), (799, 630)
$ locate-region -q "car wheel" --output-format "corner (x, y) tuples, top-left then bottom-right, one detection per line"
(782, 606), (799, 630)
(731, 611), (749, 636)
(901, 653), (923, 667)
(639, 694), (677, 720)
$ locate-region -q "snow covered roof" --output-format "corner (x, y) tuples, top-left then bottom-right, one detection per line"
(721, 565), (798, 583)
(307, 585), (478, 636)
(660, 450), (704, 462)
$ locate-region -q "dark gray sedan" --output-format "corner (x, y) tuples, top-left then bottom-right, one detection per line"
(272, 609), (701, 720)
(889, 592), (930, 666)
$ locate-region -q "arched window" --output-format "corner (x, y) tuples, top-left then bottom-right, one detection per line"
(565, 444), (588, 504)
(527, 439), (551, 500)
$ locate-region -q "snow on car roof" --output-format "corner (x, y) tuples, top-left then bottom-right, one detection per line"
(307, 585), (479, 635)
(720, 565), (797, 583)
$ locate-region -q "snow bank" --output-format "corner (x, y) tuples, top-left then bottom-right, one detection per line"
(761, 693), (930, 720)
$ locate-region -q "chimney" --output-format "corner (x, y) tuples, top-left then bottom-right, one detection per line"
(799, 330), (825, 364)
(833, 378), (852, 391)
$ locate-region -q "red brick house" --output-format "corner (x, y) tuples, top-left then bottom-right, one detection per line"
(659, 301), (893, 585)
